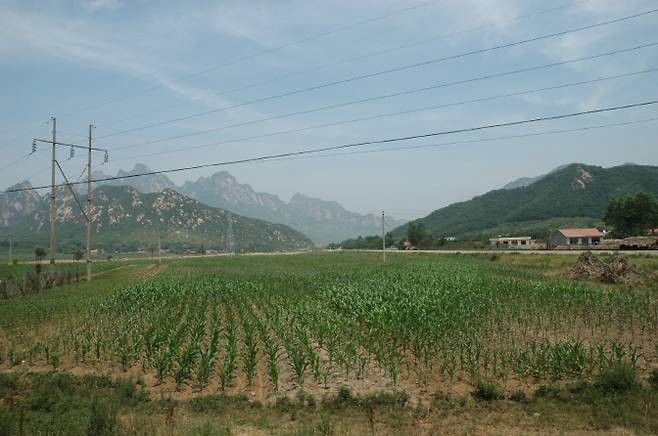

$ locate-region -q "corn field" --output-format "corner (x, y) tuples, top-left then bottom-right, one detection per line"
(1, 254), (656, 397)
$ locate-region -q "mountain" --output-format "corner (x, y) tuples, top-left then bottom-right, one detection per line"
(0, 181), (43, 226)
(502, 164), (570, 190)
(92, 163), (176, 193)
(92, 165), (405, 244)
(393, 163), (658, 241)
(284, 194), (403, 245)
(0, 185), (312, 252)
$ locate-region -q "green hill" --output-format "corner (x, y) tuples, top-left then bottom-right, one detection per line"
(0, 185), (313, 253)
(392, 164), (658, 241)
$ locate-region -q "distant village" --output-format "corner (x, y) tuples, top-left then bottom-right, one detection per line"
(488, 228), (658, 251)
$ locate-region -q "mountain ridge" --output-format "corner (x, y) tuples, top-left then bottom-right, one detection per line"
(91, 165), (406, 244)
(0, 184), (313, 252)
(392, 163), (658, 241)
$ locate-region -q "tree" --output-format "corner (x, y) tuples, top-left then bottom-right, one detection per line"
(604, 192), (658, 238)
(406, 222), (435, 248)
(34, 246), (47, 263)
(73, 249), (84, 262)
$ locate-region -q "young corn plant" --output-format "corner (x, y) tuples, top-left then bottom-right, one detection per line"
(174, 316), (205, 390)
(219, 308), (238, 391)
(194, 319), (220, 391)
(241, 320), (258, 387)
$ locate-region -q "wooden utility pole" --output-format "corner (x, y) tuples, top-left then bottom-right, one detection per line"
(157, 225), (161, 264)
(49, 117), (57, 278)
(86, 124), (93, 282)
(382, 210), (386, 264)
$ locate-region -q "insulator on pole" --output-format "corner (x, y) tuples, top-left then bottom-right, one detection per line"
(103, 151), (109, 164)
(31, 139), (37, 153)
(69, 146), (75, 159)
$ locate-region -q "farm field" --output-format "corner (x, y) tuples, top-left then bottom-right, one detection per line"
(1, 252), (657, 435)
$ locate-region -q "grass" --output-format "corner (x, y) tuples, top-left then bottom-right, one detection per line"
(1, 371), (656, 435)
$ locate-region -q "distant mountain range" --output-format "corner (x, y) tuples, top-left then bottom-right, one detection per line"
(392, 163), (658, 241)
(0, 184), (312, 252)
(92, 165), (405, 244)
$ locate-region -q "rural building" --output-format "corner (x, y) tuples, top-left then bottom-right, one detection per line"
(489, 236), (533, 248)
(552, 228), (604, 246)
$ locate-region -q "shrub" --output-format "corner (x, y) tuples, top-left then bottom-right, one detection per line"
(87, 397), (118, 436)
(647, 369), (658, 390)
(472, 379), (502, 401)
(596, 364), (639, 394)
(336, 386), (353, 405)
(534, 384), (561, 399)
(509, 390), (527, 402)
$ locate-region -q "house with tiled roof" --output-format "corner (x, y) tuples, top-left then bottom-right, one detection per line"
(552, 228), (604, 247)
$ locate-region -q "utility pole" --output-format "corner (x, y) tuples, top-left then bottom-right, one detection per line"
(157, 225), (161, 264)
(226, 212), (235, 256)
(382, 210), (386, 264)
(86, 124), (93, 282)
(49, 117), (57, 278)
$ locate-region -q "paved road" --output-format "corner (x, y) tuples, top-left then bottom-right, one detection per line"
(349, 249), (658, 256)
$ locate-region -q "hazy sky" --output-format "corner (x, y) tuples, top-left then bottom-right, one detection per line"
(1, 0), (657, 220)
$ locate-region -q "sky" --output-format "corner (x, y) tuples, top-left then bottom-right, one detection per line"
(1, 0), (657, 220)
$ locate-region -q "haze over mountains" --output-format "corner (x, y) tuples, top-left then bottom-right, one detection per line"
(3, 163), (657, 251)
(392, 163), (658, 241)
(0, 183), (312, 252)
(92, 164), (406, 244)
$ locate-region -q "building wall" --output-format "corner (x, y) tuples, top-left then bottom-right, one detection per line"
(552, 233), (568, 246)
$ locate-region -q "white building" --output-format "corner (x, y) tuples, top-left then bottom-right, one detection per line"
(489, 236), (533, 249)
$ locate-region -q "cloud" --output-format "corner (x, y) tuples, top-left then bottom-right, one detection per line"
(84, 0), (121, 12)
(0, 6), (254, 114)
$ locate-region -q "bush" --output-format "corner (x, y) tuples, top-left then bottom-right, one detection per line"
(472, 379), (502, 401)
(509, 390), (527, 402)
(596, 364), (639, 394)
(648, 369), (658, 390)
(87, 398), (118, 436)
(534, 384), (561, 399)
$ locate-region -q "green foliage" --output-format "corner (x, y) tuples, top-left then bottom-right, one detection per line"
(0, 373), (147, 435)
(596, 364), (639, 394)
(332, 232), (394, 250)
(604, 192), (658, 237)
(87, 397), (118, 436)
(649, 369), (658, 389)
(509, 390), (527, 402)
(472, 379), (503, 401)
(392, 164), (658, 240)
(34, 246), (46, 262)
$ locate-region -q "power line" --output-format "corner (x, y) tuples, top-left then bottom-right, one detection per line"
(266, 116), (658, 163)
(110, 65), (658, 154)
(96, 0), (591, 130)
(4, 99), (657, 195)
(96, 8), (658, 140)
(108, 42), (658, 160)
(11, 114), (658, 193)
(59, 0), (445, 119)
(0, 153), (33, 171)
